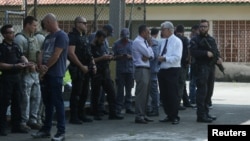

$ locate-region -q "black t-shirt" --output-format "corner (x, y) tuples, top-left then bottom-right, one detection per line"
(68, 28), (93, 66)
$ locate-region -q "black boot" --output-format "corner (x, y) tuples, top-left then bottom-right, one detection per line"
(197, 116), (213, 123)
(0, 129), (7, 136)
(69, 110), (82, 124)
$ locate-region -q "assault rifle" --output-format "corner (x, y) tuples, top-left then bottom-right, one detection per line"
(199, 38), (225, 75)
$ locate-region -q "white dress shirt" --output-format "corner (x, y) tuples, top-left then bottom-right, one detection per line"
(159, 34), (183, 69)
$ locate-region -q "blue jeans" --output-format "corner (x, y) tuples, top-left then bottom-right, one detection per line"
(147, 79), (160, 112)
(115, 73), (134, 113)
(41, 74), (65, 134)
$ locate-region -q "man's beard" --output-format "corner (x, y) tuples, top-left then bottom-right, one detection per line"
(200, 31), (207, 37)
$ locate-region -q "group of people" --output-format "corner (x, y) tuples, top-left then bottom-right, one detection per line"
(0, 13), (68, 141)
(128, 20), (223, 125)
(0, 12), (223, 140)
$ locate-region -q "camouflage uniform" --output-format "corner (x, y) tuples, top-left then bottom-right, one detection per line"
(14, 31), (41, 128)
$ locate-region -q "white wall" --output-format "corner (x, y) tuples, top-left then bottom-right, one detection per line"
(146, 5), (250, 20)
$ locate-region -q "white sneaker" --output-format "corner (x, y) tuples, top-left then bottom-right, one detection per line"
(51, 132), (65, 141)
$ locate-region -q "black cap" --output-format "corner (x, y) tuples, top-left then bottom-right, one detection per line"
(120, 28), (130, 38)
(175, 24), (185, 33)
(103, 24), (114, 36)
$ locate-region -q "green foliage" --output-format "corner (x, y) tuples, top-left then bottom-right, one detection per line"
(63, 70), (71, 84)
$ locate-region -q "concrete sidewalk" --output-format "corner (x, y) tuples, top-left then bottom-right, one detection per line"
(1, 82), (250, 141)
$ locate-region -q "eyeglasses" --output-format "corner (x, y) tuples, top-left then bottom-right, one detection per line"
(199, 25), (208, 28)
(78, 21), (87, 25)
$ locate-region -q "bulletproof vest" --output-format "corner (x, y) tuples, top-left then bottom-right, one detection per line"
(0, 42), (22, 63)
(0, 42), (22, 74)
(15, 32), (40, 62)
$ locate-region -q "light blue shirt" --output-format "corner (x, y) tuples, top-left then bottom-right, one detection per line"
(150, 37), (161, 73)
(132, 35), (154, 67)
(159, 34), (182, 69)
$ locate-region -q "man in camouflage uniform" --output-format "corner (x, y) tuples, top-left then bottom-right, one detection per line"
(14, 16), (41, 130)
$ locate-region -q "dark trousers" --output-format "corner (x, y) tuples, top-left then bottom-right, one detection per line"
(40, 75), (65, 134)
(98, 87), (106, 113)
(195, 65), (215, 118)
(178, 66), (188, 105)
(158, 68), (180, 120)
(189, 64), (197, 104)
(70, 74), (90, 119)
(91, 69), (116, 116)
(0, 74), (22, 131)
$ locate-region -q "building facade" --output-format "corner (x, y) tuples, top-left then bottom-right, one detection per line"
(1, 0), (250, 62)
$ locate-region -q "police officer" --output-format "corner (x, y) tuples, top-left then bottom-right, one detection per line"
(0, 24), (29, 136)
(112, 28), (134, 115)
(89, 24), (114, 116)
(175, 24), (193, 110)
(68, 16), (96, 124)
(190, 19), (223, 123)
(90, 30), (123, 120)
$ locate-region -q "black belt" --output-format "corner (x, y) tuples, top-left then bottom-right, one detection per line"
(160, 67), (180, 71)
(136, 66), (150, 69)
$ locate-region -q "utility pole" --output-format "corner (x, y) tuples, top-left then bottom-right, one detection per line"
(109, 0), (125, 39)
(34, 0), (37, 18)
(144, 0), (146, 24)
(94, 0), (97, 32)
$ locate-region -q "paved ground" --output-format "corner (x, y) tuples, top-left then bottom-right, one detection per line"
(1, 82), (250, 141)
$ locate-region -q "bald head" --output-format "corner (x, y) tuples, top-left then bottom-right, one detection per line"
(42, 13), (59, 33)
(74, 16), (86, 26)
(43, 13), (57, 22)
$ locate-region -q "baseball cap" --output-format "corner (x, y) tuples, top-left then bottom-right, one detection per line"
(120, 28), (130, 38)
(103, 24), (114, 36)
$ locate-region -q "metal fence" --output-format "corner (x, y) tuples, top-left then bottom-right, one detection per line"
(0, 0), (146, 42)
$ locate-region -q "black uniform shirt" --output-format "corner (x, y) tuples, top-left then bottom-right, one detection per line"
(190, 34), (220, 65)
(68, 28), (93, 66)
(0, 40), (23, 74)
(91, 43), (109, 72)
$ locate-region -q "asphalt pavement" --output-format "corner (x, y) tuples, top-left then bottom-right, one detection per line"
(1, 82), (250, 141)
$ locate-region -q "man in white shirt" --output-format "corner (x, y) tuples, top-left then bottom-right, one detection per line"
(158, 21), (182, 125)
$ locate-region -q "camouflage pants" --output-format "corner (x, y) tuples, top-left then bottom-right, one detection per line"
(20, 72), (41, 124)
